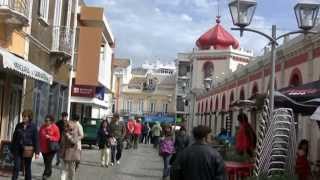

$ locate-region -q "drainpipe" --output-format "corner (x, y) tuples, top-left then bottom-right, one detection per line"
(66, 0), (79, 119)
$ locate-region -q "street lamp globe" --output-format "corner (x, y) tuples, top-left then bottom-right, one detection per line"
(229, 0), (257, 28)
(204, 77), (213, 91)
(294, 2), (320, 31)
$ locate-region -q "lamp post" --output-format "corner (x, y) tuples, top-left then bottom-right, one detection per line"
(228, 0), (319, 121)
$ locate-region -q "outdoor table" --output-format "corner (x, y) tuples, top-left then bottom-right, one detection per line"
(225, 161), (255, 180)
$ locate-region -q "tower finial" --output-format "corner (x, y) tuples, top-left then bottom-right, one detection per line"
(216, 0), (221, 24)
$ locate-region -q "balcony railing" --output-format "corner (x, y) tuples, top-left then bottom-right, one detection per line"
(0, 0), (30, 24)
(51, 26), (73, 58)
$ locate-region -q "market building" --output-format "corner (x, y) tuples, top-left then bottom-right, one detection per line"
(189, 22), (320, 164)
(176, 17), (253, 131)
(118, 62), (176, 122)
(70, 5), (115, 120)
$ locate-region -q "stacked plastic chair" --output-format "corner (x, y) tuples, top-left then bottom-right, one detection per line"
(255, 98), (297, 177)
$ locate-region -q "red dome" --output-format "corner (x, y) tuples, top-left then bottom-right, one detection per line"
(196, 17), (239, 50)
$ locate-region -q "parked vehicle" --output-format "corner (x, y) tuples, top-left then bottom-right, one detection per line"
(81, 118), (103, 148)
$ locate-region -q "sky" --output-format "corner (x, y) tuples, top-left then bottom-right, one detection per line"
(85, 0), (313, 66)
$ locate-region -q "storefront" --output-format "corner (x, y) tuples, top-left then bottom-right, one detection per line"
(0, 48), (52, 140)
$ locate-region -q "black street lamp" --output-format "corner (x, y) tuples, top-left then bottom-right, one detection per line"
(204, 77), (213, 91)
(228, 0), (319, 124)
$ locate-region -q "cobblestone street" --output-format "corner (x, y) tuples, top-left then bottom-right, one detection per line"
(1, 144), (163, 180)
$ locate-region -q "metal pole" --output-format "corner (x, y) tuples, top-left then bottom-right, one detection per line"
(67, 0), (79, 119)
(269, 25), (277, 121)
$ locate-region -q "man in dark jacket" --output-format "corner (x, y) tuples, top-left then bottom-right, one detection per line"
(109, 114), (126, 165)
(55, 112), (68, 166)
(171, 125), (225, 180)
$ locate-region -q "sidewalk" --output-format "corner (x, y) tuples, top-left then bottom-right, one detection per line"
(1, 144), (163, 180)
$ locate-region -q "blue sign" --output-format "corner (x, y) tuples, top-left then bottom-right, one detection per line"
(95, 87), (105, 100)
(144, 114), (175, 123)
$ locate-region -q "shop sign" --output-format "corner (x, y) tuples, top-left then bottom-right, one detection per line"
(95, 87), (105, 100)
(71, 85), (95, 98)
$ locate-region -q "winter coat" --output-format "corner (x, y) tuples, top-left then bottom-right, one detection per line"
(97, 127), (111, 149)
(10, 122), (39, 156)
(109, 121), (126, 140)
(39, 123), (60, 153)
(171, 142), (225, 180)
(295, 150), (311, 180)
(174, 134), (190, 153)
(133, 122), (142, 135)
(159, 137), (175, 156)
(142, 124), (150, 135)
(60, 122), (81, 162)
(152, 123), (162, 137)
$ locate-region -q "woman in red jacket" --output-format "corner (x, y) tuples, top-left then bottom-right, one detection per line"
(235, 113), (256, 157)
(295, 139), (311, 180)
(133, 118), (142, 149)
(39, 115), (60, 180)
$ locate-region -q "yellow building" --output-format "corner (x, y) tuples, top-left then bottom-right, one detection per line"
(0, 0), (53, 140)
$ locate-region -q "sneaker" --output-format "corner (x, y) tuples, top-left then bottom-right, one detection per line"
(116, 161), (120, 165)
(110, 163), (114, 166)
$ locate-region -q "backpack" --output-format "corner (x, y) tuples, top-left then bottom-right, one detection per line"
(159, 138), (174, 156)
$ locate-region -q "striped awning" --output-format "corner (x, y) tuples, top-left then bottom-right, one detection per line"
(0, 48), (53, 84)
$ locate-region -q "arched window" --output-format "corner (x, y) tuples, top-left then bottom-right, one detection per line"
(203, 61), (214, 79)
(205, 100), (208, 113)
(289, 68), (302, 87)
(252, 82), (259, 96)
(240, 87), (245, 100)
(197, 102), (200, 113)
(215, 96), (219, 110)
(222, 94), (226, 110)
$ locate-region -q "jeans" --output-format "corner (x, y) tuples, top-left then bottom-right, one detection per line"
(60, 161), (76, 180)
(111, 139), (123, 163)
(43, 152), (55, 178)
(140, 133), (148, 144)
(133, 134), (140, 149)
(100, 147), (111, 166)
(162, 155), (172, 178)
(12, 155), (32, 180)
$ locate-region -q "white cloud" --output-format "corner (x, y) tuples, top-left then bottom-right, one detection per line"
(181, 14), (193, 22)
(86, 0), (281, 65)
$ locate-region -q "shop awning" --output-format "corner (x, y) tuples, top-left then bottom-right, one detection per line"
(0, 48), (53, 84)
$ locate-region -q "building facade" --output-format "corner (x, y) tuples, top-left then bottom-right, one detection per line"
(176, 18), (253, 131)
(192, 25), (320, 164)
(70, 5), (115, 120)
(118, 62), (176, 122)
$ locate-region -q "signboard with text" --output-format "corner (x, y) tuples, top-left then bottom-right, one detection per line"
(71, 85), (95, 98)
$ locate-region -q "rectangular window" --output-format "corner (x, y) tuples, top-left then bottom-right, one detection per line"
(138, 99), (144, 113)
(150, 101), (156, 113)
(38, 0), (50, 22)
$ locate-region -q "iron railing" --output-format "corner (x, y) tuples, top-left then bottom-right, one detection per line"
(0, 0), (30, 18)
(51, 26), (73, 57)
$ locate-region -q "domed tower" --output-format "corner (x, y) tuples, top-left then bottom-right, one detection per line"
(188, 16), (253, 91)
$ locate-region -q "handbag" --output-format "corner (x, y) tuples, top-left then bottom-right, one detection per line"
(23, 146), (34, 158)
(49, 141), (60, 152)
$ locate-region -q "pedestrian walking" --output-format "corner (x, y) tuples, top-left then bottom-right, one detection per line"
(97, 120), (111, 167)
(159, 126), (175, 180)
(152, 122), (162, 148)
(171, 125), (225, 180)
(109, 114), (126, 165)
(141, 123), (150, 144)
(39, 115), (60, 180)
(133, 118), (142, 149)
(295, 139), (311, 180)
(125, 118), (135, 149)
(60, 121), (81, 180)
(235, 113), (256, 157)
(10, 109), (40, 180)
(55, 112), (68, 166)
(70, 115), (84, 170)
(171, 126), (190, 164)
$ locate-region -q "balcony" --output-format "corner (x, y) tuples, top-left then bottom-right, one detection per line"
(0, 0), (30, 25)
(51, 26), (74, 60)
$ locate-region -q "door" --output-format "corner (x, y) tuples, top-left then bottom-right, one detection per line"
(7, 87), (22, 139)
